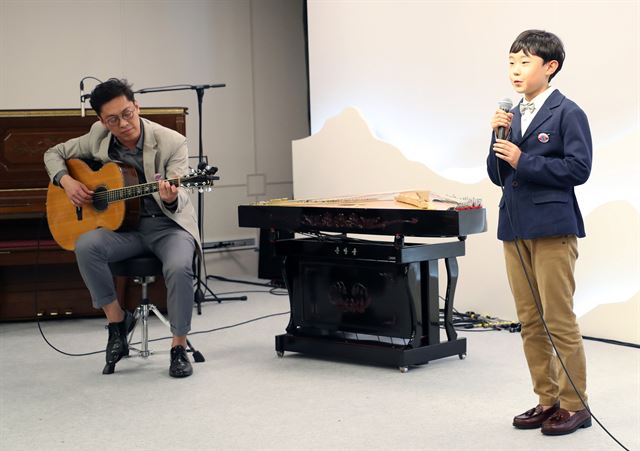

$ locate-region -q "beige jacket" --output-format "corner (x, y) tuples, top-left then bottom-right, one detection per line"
(43, 117), (201, 253)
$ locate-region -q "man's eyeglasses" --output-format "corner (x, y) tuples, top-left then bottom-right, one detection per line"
(104, 107), (136, 127)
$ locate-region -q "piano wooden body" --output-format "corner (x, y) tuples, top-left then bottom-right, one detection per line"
(238, 196), (486, 371)
(0, 108), (186, 320)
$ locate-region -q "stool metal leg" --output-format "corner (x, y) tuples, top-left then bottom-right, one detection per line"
(149, 304), (171, 328)
(125, 274), (205, 363)
(127, 307), (141, 345)
(127, 276), (156, 359)
(149, 304), (205, 362)
(127, 305), (153, 358)
(140, 276), (152, 357)
(140, 303), (150, 357)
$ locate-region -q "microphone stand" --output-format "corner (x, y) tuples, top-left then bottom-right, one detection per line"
(134, 83), (247, 314)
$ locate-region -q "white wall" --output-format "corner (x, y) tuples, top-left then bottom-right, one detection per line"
(303, 0), (640, 342)
(0, 0), (309, 276)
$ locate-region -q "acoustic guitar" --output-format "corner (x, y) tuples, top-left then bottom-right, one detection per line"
(46, 159), (218, 251)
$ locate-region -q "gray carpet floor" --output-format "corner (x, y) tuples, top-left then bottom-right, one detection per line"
(1, 281), (638, 451)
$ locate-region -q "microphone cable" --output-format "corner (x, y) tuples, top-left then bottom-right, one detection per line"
(494, 150), (629, 450)
(79, 76), (103, 87)
(33, 213), (106, 357)
(79, 76), (103, 116)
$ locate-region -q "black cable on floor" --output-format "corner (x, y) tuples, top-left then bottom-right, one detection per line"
(582, 336), (639, 349)
(192, 289), (287, 298)
(440, 298), (638, 348)
(33, 214), (104, 357)
(205, 274), (275, 288)
(32, 211), (289, 357)
(36, 309), (290, 357)
(149, 311), (289, 342)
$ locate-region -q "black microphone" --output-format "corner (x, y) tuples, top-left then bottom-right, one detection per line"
(197, 161), (218, 175)
(496, 98), (513, 140)
(79, 76), (102, 117)
(80, 80), (85, 117)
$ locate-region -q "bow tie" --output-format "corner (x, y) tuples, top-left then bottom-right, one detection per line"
(520, 101), (536, 114)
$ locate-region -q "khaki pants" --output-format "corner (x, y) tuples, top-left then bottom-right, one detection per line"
(503, 236), (587, 411)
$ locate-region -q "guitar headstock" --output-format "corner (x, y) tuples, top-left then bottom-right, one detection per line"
(180, 166), (220, 193)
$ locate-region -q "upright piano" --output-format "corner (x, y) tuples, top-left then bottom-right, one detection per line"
(238, 193), (487, 371)
(0, 108), (187, 320)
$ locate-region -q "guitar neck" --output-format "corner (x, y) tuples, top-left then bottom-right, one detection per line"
(102, 178), (181, 203)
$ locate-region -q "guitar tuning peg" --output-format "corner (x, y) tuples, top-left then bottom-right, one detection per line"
(198, 187), (204, 193)
(207, 187), (212, 192)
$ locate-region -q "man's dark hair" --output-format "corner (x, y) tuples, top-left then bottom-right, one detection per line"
(510, 30), (565, 81)
(89, 78), (135, 116)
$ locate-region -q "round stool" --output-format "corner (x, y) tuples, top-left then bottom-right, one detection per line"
(109, 254), (163, 279)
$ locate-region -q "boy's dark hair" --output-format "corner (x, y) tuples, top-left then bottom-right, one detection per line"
(510, 30), (565, 81)
(89, 78), (135, 116)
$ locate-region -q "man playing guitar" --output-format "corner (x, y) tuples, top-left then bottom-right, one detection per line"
(44, 78), (199, 378)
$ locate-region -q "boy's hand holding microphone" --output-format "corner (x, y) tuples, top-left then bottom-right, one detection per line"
(492, 99), (522, 169)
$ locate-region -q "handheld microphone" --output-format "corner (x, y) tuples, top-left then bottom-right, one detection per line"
(80, 80), (85, 117)
(497, 98), (513, 139)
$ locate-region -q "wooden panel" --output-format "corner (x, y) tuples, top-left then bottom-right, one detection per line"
(0, 108), (187, 192)
(0, 108), (184, 321)
(0, 263), (95, 319)
(0, 189), (47, 218)
(0, 261), (167, 320)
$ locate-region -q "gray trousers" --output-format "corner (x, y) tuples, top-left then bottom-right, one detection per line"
(75, 216), (196, 336)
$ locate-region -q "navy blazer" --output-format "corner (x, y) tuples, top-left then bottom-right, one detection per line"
(486, 90), (592, 241)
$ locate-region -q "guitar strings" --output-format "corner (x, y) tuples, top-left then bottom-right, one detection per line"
(91, 174), (208, 202)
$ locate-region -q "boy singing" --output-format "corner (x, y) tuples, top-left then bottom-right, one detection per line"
(487, 30), (592, 436)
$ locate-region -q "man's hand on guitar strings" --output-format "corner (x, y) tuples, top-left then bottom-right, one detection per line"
(158, 179), (178, 204)
(60, 175), (93, 207)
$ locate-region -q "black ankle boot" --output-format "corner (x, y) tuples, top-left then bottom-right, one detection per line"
(102, 310), (134, 375)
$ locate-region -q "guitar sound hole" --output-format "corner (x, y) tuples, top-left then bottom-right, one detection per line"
(93, 186), (108, 211)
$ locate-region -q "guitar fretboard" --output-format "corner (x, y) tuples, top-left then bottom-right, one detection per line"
(95, 178), (182, 203)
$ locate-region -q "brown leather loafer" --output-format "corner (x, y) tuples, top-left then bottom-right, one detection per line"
(541, 408), (592, 435)
(513, 403), (560, 429)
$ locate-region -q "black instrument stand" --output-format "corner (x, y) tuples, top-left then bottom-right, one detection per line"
(274, 235), (467, 372)
(135, 83), (247, 314)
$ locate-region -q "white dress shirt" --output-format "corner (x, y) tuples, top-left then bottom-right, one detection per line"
(520, 87), (556, 134)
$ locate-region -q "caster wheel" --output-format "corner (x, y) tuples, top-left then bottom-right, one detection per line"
(459, 353), (466, 360)
(398, 366), (409, 373)
(276, 351), (284, 358)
